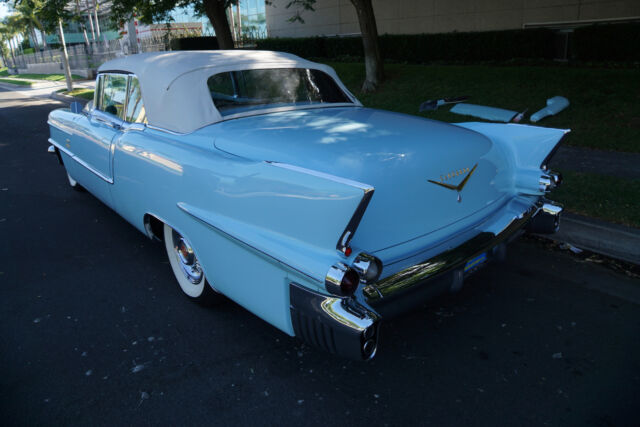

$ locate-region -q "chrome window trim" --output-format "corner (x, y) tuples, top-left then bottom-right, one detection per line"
(122, 74), (148, 126)
(146, 124), (186, 136)
(94, 72), (129, 121)
(48, 137), (114, 184)
(176, 202), (322, 284)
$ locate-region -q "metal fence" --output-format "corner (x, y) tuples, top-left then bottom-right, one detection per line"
(4, 29), (268, 76)
(4, 34), (176, 75)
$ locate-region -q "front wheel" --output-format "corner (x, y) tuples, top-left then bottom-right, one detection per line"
(66, 172), (84, 191)
(163, 223), (223, 305)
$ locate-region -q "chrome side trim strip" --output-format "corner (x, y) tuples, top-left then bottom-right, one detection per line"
(146, 124), (187, 136)
(176, 202), (322, 283)
(48, 138), (114, 184)
(265, 161), (373, 192)
(265, 161), (375, 254)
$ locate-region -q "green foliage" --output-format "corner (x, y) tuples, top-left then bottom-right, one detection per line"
(257, 29), (557, 62)
(572, 23), (640, 62)
(9, 72), (83, 80)
(170, 36), (219, 50)
(329, 61), (640, 226)
(327, 61), (640, 153)
(552, 171), (640, 228)
(0, 77), (33, 85)
(258, 24), (640, 63)
(110, 0), (238, 26)
(38, 0), (73, 32)
(60, 87), (94, 100)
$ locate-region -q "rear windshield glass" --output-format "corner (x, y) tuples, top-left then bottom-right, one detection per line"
(207, 68), (352, 116)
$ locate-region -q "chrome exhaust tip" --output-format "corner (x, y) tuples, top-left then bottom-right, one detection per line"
(527, 201), (563, 234)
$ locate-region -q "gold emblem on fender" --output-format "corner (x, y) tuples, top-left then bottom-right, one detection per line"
(428, 163), (478, 203)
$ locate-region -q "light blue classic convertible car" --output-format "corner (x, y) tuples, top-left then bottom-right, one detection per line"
(48, 51), (566, 360)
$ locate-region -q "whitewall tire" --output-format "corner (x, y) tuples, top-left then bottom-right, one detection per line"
(163, 223), (222, 305)
(66, 172), (84, 191)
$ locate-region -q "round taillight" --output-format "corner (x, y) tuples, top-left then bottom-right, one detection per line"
(340, 268), (360, 295)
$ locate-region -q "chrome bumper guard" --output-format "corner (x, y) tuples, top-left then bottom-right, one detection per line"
(290, 199), (562, 360)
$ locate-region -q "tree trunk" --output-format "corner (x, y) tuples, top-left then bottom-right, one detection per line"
(57, 19), (74, 92)
(93, 1), (101, 38)
(202, 0), (235, 49)
(350, 0), (383, 92)
(41, 30), (48, 49)
(31, 26), (46, 62)
(75, 0), (91, 51)
(85, 0), (96, 41)
(8, 38), (17, 69)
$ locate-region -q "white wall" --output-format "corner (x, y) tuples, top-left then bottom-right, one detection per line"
(266, 0), (640, 37)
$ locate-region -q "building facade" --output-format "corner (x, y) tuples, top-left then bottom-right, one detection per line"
(266, 0), (640, 37)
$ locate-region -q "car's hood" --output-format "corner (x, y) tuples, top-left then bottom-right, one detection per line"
(212, 107), (510, 252)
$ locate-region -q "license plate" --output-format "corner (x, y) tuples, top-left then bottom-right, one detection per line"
(464, 252), (487, 273)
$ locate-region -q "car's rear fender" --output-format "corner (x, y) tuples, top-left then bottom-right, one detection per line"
(455, 122), (569, 195)
(109, 128), (372, 334)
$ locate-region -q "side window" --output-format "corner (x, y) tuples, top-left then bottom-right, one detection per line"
(98, 74), (128, 119)
(124, 77), (147, 123)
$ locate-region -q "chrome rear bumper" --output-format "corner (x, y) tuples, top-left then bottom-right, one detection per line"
(290, 198), (562, 360)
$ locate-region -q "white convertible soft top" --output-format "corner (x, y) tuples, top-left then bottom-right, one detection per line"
(98, 50), (360, 134)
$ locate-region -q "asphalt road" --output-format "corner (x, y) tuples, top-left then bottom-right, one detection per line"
(1, 88), (639, 426)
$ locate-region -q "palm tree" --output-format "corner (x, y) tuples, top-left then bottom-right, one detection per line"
(13, 0), (49, 51)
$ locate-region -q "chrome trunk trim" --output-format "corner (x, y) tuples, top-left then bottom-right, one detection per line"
(363, 202), (540, 304)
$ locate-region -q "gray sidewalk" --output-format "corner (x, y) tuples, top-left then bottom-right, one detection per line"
(550, 145), (640, 180)
(0, 79), (95, 100)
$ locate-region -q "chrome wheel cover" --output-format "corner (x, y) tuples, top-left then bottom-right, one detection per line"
(171, 230), (203, 284)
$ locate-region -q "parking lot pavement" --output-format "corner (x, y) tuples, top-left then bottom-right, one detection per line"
(1, 88), (639, 426)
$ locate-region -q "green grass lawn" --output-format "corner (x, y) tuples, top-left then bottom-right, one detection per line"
(58, 88), (94, 100)
(0, 78), (33, 86)
(329, 62), (640, 153)
(552, 171), (640, 227)
(329, 62), (640, 227)
(11, 73), (85, 81)
(0, 67), (83, 81)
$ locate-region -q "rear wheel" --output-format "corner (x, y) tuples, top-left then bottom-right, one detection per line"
(163, 223), (222, 305)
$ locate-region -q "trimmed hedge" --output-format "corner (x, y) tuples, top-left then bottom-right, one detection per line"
(256, 23), (640, 63)
(256, 29), (556, 62)
(170, 36), (219, 51)
(572, 23), (640, 61)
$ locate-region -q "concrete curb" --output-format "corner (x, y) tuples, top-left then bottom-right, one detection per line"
(50, 91), (89, 104)
(540, 213), (640, 265)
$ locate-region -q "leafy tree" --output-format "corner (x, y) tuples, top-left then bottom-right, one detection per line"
(273, 0), (383, 92)
(13, 0), (48, 49)
(36, 0), (75, 90)
(110, 0), (239, 49)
